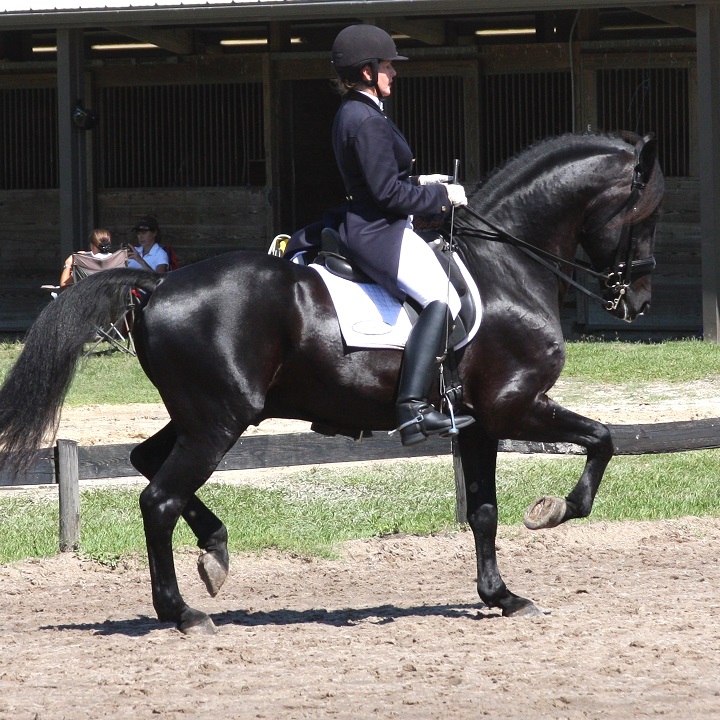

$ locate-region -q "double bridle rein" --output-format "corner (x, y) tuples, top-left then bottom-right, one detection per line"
(456, 141), (656, 312)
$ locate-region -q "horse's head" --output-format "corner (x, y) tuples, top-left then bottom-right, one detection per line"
(579, 133), (664, 322)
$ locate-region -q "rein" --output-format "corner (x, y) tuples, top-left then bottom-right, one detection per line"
(456, 155), (656, 312)
(458, 205), (622, 310)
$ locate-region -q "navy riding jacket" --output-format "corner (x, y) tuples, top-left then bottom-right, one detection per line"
(332, 90), (450, 299)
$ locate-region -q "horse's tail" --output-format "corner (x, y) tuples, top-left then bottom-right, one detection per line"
(0, 268), (162, 471)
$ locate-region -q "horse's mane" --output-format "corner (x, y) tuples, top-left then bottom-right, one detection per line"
(467, 131), (663, 225)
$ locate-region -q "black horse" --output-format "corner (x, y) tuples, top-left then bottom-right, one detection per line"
(0, 132), (663, 634)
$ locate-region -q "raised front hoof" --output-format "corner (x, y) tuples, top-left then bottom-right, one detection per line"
(178, 608), (217, 635)
(523, 495), (567, 530)
(198, 550), (229, 597)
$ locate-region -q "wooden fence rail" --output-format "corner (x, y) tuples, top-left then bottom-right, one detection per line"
(3, 417), (720, 489)
(3, 418), (720, 553)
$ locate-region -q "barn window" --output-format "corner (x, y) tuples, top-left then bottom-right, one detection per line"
(393, 75), (467, 178)
(596, 67), (690, 177)
(98, 82), (265, 188)
(479, 71), (573, 175)
(0, 87), (58, 190)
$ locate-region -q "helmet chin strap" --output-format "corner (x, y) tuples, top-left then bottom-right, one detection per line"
(370, 61), (385, 110)
(359, 60), (381, 100)
(354, 60), (384, 110)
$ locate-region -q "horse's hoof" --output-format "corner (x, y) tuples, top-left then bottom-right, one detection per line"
(198, 551), (228, 597)
(523, 495), (567, 530)
(178, 609), (217, 635)
(503, 600), (545, 618)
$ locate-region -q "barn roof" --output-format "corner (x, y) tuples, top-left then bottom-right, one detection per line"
(0, 0), (708, 30)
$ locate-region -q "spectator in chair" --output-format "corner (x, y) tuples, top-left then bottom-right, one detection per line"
(128, 215), (169, 273)
(59, 227), (114, 287)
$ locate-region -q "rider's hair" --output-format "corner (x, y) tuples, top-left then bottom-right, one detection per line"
(332, 62), (376, 95)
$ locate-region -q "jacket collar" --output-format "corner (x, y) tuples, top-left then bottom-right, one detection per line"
(347, 89), (385, 115)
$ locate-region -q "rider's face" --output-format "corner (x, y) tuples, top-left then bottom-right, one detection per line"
(376, 60), (396, 97)
(363, 60), (396, 97)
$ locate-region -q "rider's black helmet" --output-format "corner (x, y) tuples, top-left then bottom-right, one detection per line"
(331, 24), (408, 73)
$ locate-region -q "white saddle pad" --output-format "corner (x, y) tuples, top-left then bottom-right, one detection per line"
(311, 259), (482, 351)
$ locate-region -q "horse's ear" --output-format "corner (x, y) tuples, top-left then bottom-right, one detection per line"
(636, 133), (658, 182)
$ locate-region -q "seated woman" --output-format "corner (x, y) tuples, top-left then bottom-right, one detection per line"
(128, 215), (169, 273)
(59, 228), (113, 287)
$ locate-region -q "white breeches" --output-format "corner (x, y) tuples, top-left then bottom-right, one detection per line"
(396, 225), (461, 318)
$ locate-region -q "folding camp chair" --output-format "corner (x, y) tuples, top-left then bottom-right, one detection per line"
(71, 249), (137, 356)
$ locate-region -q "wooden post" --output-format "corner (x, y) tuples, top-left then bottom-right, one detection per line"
(56, 439), (80, 552)
(697, 4), (720, 343)
(56, 29), (89, 260)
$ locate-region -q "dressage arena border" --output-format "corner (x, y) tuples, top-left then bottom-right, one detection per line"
(2, 417), (720, 550)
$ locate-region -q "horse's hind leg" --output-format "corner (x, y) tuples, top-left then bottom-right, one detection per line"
(457, 423), (542, 617)
(138, 430), (239, 634)
(131, 423), (230, 596)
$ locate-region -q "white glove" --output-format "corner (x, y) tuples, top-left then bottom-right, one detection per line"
(445, 183), (467, 207)
(417, 174), (451, 186)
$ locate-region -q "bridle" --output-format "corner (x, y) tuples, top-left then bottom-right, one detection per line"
(456, 138), (657, 312)
(599, 151), (657, 310)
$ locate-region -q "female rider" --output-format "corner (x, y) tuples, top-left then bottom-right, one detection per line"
(330, 24), (474, 446)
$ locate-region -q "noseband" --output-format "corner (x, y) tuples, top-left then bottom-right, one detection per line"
(459, 138), (656, 312)
(600, 223), (655, 311)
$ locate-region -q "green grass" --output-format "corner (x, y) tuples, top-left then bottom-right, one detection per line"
(0, 338), (160, 405)
(564, 338), (720, 383)
(1, 337), (720, 565)
(2, 449), (719, 565)
(0, 337), (717, 406)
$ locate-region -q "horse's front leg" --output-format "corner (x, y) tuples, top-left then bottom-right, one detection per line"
(501, 399), (614, 530)
(457, 423), (543, 617)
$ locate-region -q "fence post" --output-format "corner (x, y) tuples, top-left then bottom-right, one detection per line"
(56, 439), (80, 552)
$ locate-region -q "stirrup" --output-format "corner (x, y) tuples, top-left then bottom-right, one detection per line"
(440, 390), (475, 436)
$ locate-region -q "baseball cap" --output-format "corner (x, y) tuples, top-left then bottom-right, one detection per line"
(132, 215), (159, 232)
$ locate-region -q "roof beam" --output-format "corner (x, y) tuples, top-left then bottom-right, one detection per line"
(635, 5), (696, 32)
(395, 18), (446, 45)
(113, 26), (196, 55)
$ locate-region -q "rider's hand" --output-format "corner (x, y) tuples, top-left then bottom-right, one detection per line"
(417, 174), (451, 185)
(445, 183), (468, 207)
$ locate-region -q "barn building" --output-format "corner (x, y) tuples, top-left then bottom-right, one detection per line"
(1, 1), (719, 339)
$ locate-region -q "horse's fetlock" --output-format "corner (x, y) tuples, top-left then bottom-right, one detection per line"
(477, 580), (509, 608)
(469, 502), (498, 532)
(563, 497), (590, 520)
(198, 524), (228, 552)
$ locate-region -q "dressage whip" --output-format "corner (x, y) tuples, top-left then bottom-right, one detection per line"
(440, 158), (461, 437)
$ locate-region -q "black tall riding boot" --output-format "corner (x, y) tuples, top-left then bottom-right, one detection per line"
(395, 300), (475, 447)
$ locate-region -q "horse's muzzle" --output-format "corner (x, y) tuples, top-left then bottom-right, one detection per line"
(611, 282), (651, 322)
